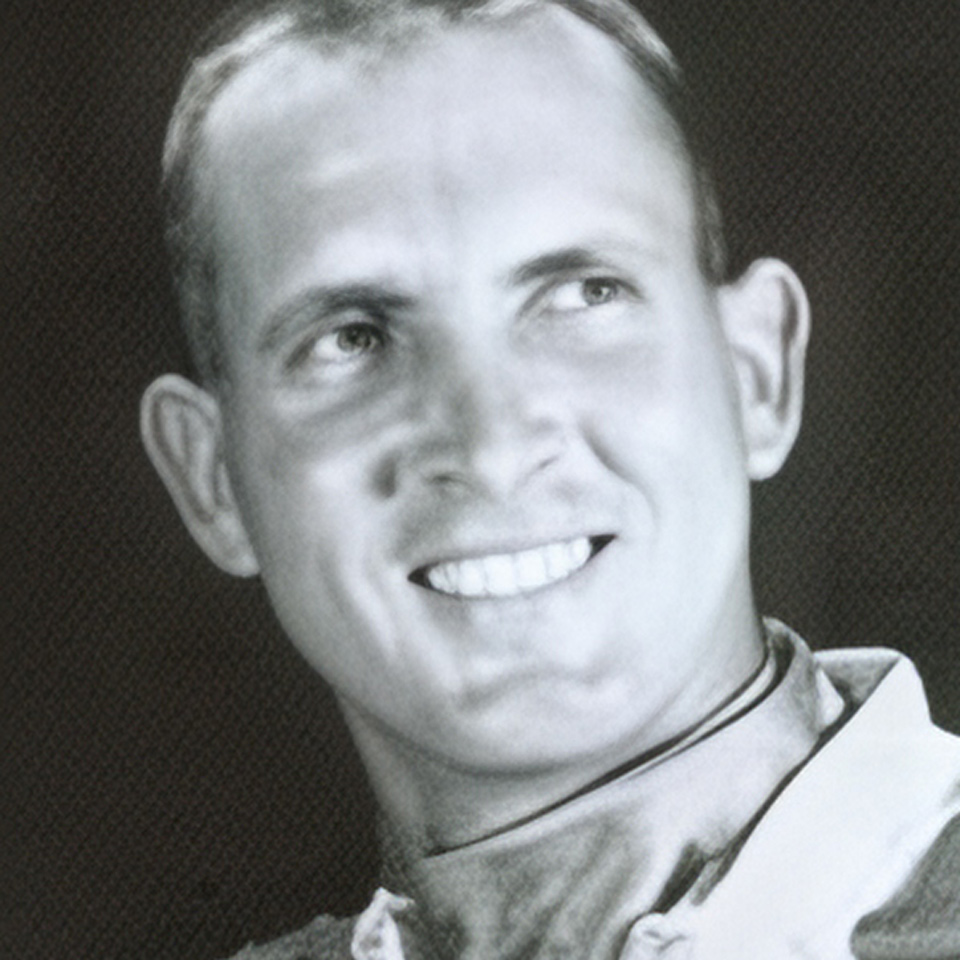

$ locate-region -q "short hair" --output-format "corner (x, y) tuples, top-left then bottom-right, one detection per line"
(162, 0), (726, 384)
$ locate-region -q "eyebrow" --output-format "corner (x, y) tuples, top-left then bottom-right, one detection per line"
(506, 242), (661, 289)
(257, 284), (414, 355)
(508, 248), (610, 288)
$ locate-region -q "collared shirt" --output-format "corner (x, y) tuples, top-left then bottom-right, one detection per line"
(228, 623), (960, 960)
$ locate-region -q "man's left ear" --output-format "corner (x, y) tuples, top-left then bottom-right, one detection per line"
(717, 258), (810, 480)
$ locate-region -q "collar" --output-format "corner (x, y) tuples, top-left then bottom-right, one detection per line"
(365, 622), (846, 960)
(669, 640), (960, 959)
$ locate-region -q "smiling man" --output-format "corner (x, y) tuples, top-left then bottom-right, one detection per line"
(141, 1), (960, 957)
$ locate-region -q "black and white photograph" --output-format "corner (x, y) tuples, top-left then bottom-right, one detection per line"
(5, 1), (959, 957)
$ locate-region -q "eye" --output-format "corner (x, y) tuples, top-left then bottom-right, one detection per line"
(289, 321), (385, 370)
(546, 277), (626, 311)
(580, 277), (622, 305)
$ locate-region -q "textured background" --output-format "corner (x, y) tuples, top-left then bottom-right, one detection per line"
(3, 0), (958, 957)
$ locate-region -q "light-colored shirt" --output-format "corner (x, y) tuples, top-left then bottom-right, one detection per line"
(352, 622), (960, 960)
(227, 622), (960, 960)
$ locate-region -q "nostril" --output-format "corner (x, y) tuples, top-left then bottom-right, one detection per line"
(425, 427), (564, 498)
(372, 457), (400, 499)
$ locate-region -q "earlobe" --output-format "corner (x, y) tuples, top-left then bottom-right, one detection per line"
(718, 258), (810, 480)
(140, 374), (259, 576)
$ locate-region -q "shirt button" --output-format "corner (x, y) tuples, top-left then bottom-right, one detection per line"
(620, 913), (693, 960)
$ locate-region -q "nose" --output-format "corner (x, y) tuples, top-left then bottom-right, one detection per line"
(403, 346), (567, 499)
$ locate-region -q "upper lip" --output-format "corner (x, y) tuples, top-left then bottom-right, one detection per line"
(408, 533), (615, 584)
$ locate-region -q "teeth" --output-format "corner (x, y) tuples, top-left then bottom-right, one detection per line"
(516, 548), (547, 589)
(458, 560), (485, 597)
(485, 555), (515, 595)
(544, 541), (571, 579)
(567, 537), (591, 569)
(422, 537), (596, 599)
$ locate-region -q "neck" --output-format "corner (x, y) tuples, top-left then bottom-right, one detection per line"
(339, 616), (767, 854)
(342, 702), (610, 854)
(390, 627), (844, 960)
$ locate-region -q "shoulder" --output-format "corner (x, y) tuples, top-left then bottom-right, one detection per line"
(224, 914), (355, 960)
(852, 812), (960, 959)
(813, 642), (960, 956)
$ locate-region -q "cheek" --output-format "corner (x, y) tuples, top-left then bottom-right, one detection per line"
(574, 342), (715, 466)
(575, 335), (748, 519)
(222, 401), (374, 573)
(226, 417), (404, 669)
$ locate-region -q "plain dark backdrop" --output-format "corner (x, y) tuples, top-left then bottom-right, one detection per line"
(3, 1), (958, 957)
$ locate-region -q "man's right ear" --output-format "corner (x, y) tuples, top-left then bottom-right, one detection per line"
(140, 374), (259, 577)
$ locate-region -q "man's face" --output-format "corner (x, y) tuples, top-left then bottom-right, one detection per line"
(200, 11), (762, 774)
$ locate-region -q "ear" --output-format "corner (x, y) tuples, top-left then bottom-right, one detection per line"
(717, 258), (810, 480)
(140, 374), (259, 576)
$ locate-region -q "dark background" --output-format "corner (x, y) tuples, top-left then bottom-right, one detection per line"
(3, 0), (958, 957)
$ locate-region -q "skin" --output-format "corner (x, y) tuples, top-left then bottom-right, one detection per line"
(142, 8), (808, 848)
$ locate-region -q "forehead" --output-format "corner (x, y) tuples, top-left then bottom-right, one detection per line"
(198, 9), (697, 325)
(206, 9), (673, 125)
(201, 7), (691, 200)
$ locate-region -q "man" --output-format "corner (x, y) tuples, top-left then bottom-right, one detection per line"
(140, 0), (960, 956)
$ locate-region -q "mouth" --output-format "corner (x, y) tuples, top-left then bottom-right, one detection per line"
(410, 535), (613, 599)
